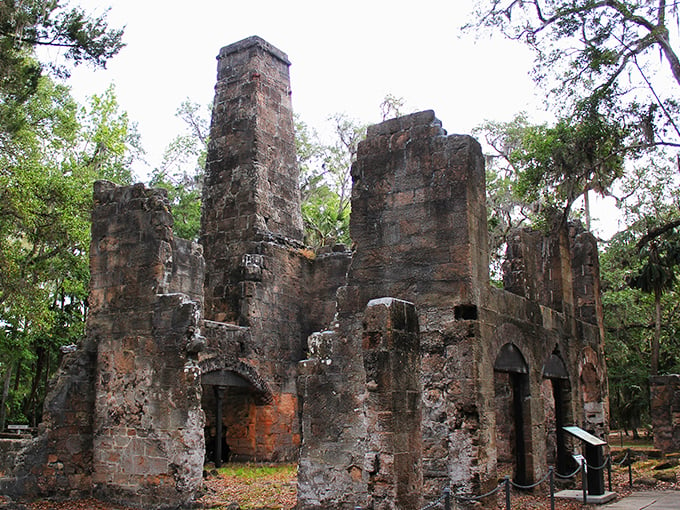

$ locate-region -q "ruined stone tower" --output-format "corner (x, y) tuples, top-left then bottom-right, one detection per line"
(0, 36), (609, 510)
(201, 36), (304, 323)
(197, 36), (349, 463)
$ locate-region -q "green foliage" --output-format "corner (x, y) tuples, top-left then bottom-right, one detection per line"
(148, 100), (209, 241)
(467, 0), (680, 149)
(509, 110), (626, 230)
(0, 0), (124, 138)
(0, 79), (140, 426)
(600, 157), (680, 423)
(296, 113), (366, 248)
(0, 1), (124, 75)
(475, 114), (534, 262)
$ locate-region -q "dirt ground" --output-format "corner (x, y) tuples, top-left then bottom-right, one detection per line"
(4, 452), (678, 509)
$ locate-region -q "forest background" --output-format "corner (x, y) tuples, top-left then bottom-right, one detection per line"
(1, 0), (680, 438)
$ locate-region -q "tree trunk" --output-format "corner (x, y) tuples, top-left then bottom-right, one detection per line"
(24, 346), (44, 426)
(0, 365), (13, 430)
(651, 287), (662, 376)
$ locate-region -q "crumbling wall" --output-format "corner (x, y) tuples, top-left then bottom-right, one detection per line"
(88, 182), (205, 508)
(198, 36), (351, 464)
(0, 335), (96, 498)
(650, 375), (680, 453)
(298, 108), (609, 507)
(0, 182), (207, 508)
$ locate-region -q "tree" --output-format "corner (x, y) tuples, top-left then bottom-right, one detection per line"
(618, 157), (680, 375)
(0, 1), (124, 141)
(512, 108), (627, 230)
(468, 0), (680, 149)
(149, 100), (209, 240)
(599, 156), (680, 430)
(475, 110), (625, 244)
(296, 113), (366, 248)
(0, 79), (140, 426)
(474, 114), (535, 279)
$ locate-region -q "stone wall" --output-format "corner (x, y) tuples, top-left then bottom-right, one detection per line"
(0, 182), (206, 508)
(198, 36), (351, 464)
(651, 375), (680, 453)
(298, 109), (608, 508)
(88, 182), (205, 507)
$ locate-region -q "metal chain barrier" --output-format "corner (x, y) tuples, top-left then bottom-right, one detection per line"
(554, 463), (583, 479)
(454, 480), (505, 502)
(356, 450), (637, 510)
(419, 488), (450, 510)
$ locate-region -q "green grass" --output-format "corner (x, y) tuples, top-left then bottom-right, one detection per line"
(216, 463), (297, 479)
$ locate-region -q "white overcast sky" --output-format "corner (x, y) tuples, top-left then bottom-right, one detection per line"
(61, 0), (621, 236)
(65, 1), (541, 167)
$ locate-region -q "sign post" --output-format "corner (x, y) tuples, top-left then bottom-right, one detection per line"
(563, 426), (606, 496)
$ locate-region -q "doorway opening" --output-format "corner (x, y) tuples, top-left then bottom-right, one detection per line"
(494, 343), (531, 486)
(542, 352), (573, 475)
(201, 369), (263, 467)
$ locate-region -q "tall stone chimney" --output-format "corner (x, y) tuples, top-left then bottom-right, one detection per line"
(201, 36), (303, 322)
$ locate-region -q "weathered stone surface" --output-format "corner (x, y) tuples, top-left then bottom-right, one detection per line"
(651, 375), (680, 454)
(198, 36), (351, 466)
(2, 182), (206, 508)
(298, 109), (608, 508)
(0, 37), (609, 510)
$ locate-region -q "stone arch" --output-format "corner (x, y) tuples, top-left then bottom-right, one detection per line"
(541, 350), (573, 474)
(199, 357), (274, 465)
(493, 337), (532, 486)
(199, 357), (273, 403)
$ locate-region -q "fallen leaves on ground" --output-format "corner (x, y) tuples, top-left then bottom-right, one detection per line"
(10, 454), (680, 510)
(198, 463), (297, 509)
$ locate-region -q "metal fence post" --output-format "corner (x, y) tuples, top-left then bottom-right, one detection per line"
(607, 456), (612, 492)
(443, 487), (451, 510)
(504, 476), (511, 510)
(549, 466), (555, 510)
(627, 448), (633, 488)
(581, 458), (588, 504)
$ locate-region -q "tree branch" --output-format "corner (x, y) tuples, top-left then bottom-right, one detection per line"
(636, 217), (680, 250)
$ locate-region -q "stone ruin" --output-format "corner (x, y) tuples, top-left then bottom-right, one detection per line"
(0, 36), (609, 509)
(651, 375), (680, 454)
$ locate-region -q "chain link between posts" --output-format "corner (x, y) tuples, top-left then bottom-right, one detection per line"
(361, 449), (635, 510)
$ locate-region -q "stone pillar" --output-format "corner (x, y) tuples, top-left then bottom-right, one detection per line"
(569, 224), (604, 328)
(650, 375), (680, 453)
(503, 229), (564, 311)
(363, 298), (422, 510)
(89, 182), (204, 508)
(201, 36), (303, 322)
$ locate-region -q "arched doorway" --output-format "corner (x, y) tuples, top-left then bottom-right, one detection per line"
(542, 352), (573, 475)
(494, 343), (531, 485)
(201, 365), (272, 467)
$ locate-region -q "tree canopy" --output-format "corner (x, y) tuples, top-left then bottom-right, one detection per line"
(468, 0), (680, 150)
(0, 0), (126, 427)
